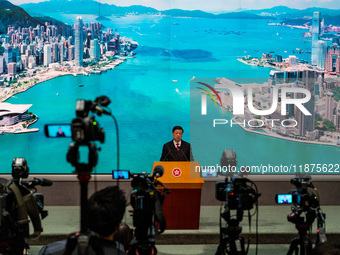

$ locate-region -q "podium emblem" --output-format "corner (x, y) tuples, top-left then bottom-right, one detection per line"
(172, 168), (182, 177)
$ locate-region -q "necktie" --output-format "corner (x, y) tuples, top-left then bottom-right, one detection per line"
(176, 143), (179, 151)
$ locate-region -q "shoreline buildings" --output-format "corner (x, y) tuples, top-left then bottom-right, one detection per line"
(0, 17), (137, 80)
(0, 103), (34, 126)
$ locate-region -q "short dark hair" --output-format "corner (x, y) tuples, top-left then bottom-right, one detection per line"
(88, 186), (126, 237)
(172, 126), (183, 133)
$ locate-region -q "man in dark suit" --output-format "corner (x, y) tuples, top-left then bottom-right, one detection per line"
(160, 126), (194, 161)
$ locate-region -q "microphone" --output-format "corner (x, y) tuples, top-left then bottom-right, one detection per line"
(153, 165), (164, 178)
(160, 144), (172, 161)
(33, 178), (53, 186)
(178, 147), (189, 161)
(21, 178), (53, 189)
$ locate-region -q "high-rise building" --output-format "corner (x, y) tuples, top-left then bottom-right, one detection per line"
(74, 16), (83, 67)
(7, 62), (17, 76)
(68, 45), (75, 61)
(317, 40), (327, 70)
(28, 55), (36, 69)
(90, 39), (100, 60)
(21, 55), (28, 68)
(20, 43), (27, 54)
(311, 12), (321, 65)
(52, 43), (59, 63)
(4, 46), (13, 69)
(0, 56), (4, 74)
(334, 113), (340, 131)
(44, 44), (52, 66)
(325, 92), (335, 120)
(326, 45), (340, 73)
(294, 70), (316, 136)
(59, 42), (65, 64)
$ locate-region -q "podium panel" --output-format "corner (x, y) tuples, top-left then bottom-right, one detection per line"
(152, 162), (204, 229)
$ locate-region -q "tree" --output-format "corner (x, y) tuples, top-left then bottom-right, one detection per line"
(315, 115), (323, 121)
(323, 119), (336, 132)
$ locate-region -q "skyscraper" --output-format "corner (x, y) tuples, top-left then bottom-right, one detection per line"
(311, 12), (321, 65)
(74, 16), (83, 67)
(7, 62), (17, 76)
(0, 56), (4, 74)
(325, 92), (335, 120)
(90, 39), (101, 60)
(43, 44), (52, 66)
(326, 45), (340, 73)
(4, 46), (13, 70)
(59, 42), (65, 64)
(294, 70), (316, 136)
(52, 43), (59, 63)
(317, 40), (327, 70)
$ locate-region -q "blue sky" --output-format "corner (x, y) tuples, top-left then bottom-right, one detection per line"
(12, 0), (340, 12)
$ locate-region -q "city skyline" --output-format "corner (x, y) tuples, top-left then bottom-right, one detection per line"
(9, 0), (340, 12)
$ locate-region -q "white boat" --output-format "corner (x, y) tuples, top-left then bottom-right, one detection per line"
(172, 80), (178, 83)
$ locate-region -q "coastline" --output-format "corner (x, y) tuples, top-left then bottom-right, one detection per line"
(1, 72), (75, 103)
(232, 115), (340, 148)
(0, 58), (126, 103)
(214, 72), (340, 148)
(0, 58), (127, 135)
(237, 58), (281, 71)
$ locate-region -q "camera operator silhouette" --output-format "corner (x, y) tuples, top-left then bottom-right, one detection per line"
(39, 186), (129, 255)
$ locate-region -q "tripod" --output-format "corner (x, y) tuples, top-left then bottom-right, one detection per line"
(287, 208), (326, 255)
(216, 208), (246, 255)
(287, 216), (313, 255)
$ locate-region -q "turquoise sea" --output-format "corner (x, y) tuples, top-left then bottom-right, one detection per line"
(3, 14), (338, 174)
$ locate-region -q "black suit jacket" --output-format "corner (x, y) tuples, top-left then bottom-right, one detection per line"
(160, 140), (194, 161)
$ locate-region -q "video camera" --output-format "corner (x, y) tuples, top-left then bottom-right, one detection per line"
(289, 176), (319, 210)
(280, 175), (323, 227)
(0, 158), (52, 255)
(113, 166), (170, 255)
(65, 96), (111, 173)
(215, 176), (260, 210)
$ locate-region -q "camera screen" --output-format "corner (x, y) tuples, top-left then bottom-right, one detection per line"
(112, 170), (130, 179)
(45, 124), (72, 138)
(276, 194), (293, 204)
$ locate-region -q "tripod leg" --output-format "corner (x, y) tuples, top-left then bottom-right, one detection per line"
(305, 238), (313, 255)
(298, 237), (313, 255)
(287, 238), (300, 255)
(216, 238), (227, 255)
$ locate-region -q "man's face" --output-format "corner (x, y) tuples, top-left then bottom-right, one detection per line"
(172, 129), (183, 143)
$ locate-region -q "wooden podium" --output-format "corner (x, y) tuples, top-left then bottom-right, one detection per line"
(152, 162), (204, 229)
